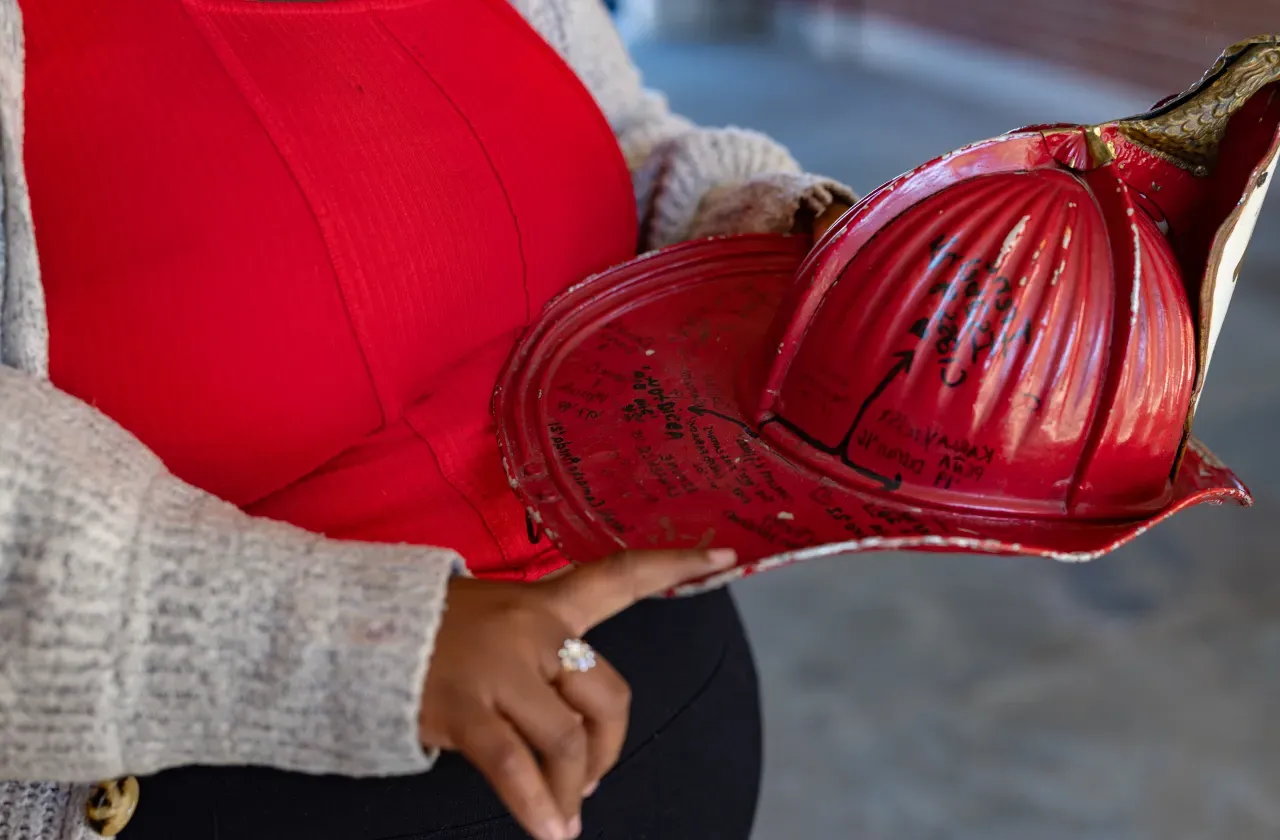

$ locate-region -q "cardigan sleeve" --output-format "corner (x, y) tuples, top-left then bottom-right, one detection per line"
(0, 1), (458, 785)
(0, 358), (464, 784)
(515, 0), (857, 249)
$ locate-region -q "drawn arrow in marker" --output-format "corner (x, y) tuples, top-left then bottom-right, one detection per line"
(837, 349), (916, 452)
(690, 350), (915, 495)
(688, 405), (760, 438)
(764, 413), (903, 492)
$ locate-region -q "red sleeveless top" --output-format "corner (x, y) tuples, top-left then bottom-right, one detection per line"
(22, 0), (638, 579)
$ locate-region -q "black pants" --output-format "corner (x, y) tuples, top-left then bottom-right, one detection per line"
(123, 588), (762, 839)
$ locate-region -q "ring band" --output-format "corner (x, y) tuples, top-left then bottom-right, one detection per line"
(558, 638), (597, 673)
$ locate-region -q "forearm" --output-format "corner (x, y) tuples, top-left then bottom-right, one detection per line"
(0, 366), (458, 783)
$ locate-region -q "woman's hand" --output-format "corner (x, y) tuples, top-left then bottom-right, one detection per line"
(812, 201), (852, 242)
(419, 549), (738, 840)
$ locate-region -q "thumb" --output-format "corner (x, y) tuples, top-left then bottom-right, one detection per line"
(542, 549), (738, 635)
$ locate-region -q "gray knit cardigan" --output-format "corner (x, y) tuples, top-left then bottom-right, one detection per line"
(0, 0), (853, 836)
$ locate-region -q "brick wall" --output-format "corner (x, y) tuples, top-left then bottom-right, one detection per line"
(794, 0), (1276, 91)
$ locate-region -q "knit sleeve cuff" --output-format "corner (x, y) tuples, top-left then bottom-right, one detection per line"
(636, 125), (856, 249)
(687, 172), (857, 242)
(114, 480), (463, 779)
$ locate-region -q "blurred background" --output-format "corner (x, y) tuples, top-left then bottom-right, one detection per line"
(612, 1), (1280, 838)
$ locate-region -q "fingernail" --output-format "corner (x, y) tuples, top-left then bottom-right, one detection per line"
(568, 814), (583, 838)
(540, 818), (570, 840)
(708, 548), (738, 569)
(583, 780), (598, 797)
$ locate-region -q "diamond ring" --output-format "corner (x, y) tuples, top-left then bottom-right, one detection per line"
(558, 638), (597, 674)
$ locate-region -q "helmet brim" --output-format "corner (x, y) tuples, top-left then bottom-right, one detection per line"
(495, 236), (1251, 596)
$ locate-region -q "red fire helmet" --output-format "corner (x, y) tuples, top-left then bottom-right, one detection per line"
(496, 37), (1280, 593)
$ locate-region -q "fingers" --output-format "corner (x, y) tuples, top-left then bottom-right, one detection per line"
(431, 556), (737, 840)
(456, 712), (573, 840)
(813, 201), (852, 241)
(499, 682), (590, 835)
(543, 548), (737, 634)
(555, 656), (630, 793)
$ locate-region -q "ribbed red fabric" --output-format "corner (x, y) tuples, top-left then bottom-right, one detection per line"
(24, 0), (637, 579)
